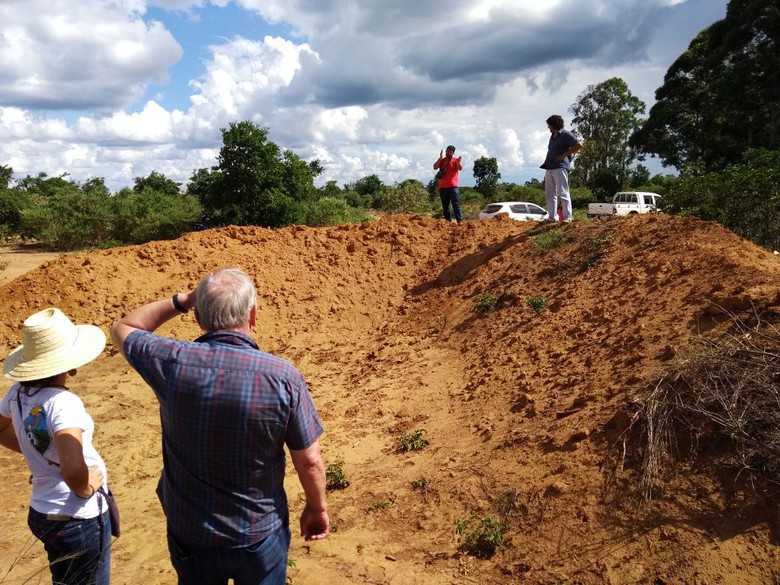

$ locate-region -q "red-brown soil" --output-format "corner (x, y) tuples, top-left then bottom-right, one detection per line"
(0, 214), (779, 584)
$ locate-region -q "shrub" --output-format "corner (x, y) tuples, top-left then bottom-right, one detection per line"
(454, 516), (505, 558)
(526, 295), (546, 314)
(662, 148), (780, 250)
(111, 188), (202, 244)
(367, 499), (392, 512)
(305, 197), (370, 226)
(325, 460), (350, 491)
(20, 189), (116, 250)
(374, 181), (432, 214)
(397, 429), (429, 453)
(475, 293), (498, 313)
(410, 477), (430, 491)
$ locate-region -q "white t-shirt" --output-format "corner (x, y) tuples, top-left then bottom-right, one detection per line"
(0, 383), (108, 518)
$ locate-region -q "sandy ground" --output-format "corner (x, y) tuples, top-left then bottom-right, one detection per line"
(0, 214), (779, 584)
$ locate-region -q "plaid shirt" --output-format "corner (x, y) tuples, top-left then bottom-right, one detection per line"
(123, 329), (324, 548)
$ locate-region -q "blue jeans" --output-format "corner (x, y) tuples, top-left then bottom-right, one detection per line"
(439, 187), (462, 222)
(167, 524), (291, 585)
(27, 508), (111, 585)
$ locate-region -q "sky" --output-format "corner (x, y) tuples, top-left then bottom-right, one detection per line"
(0, 0), (730, 192)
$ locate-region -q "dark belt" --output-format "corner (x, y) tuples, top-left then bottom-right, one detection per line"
(46, 513), (73, 521)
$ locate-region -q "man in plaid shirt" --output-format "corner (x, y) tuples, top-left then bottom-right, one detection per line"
(111, 267), (328, 585)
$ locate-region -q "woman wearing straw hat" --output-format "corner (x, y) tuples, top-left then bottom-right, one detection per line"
(0, 308), (111, 585)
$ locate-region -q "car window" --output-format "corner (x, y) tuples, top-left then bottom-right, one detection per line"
(527, 204), (545, 215)
(509, 204), (527, 213)
(615, 193), (625, 203)
(628, 193), (637, 203)
(483, 204), (504, 214)
(643, 196), (654, 205)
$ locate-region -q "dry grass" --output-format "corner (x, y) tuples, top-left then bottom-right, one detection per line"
(633, 308), (780, 499)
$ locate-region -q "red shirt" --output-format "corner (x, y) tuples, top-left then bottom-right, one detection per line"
(438, 156), (460, 188)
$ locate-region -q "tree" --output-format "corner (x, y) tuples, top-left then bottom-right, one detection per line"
(661, 149), (780, 250)
(134, 171), (181, 197)
(0, 165), (12, 189)
(186, 168), (224, 225)
(15, 172), (73, 197)
(374, 180), (431, 213)
(473, 157), (501, 200)
(630, 0), (780, 172)
(569, 77), (645, 194)
(318, 180), (343, 198)
(19, 178), (114, 250)
(352, 175), (385, 197)
(193, 121), (321, 227)
(629, 164), (651, 188)
(112, 187), (202, 244)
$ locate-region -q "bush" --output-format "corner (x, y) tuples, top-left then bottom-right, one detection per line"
(454, 516), (505, 558)
(0, 188), (31, 231)
(662, 149), (780, 250)
(305, 197), (370, 226)
(569, 186), (594, 209)
(20, 189), (116, 250)
(397, 429), (429, 453)
(526, 295), (546, 313)
(325, 460), (350, 490)
(375, 182), (432, 214)
(112, 188), (202, 244)
(475, 293), (498, 313)
(258, 189), (306, 228)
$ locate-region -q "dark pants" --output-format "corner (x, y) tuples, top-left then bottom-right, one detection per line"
(167, 524), (291, 585)
(439, 187), (462, 222)
(27, 508), (111, 585)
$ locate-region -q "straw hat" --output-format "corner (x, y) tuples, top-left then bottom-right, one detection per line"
(3, 308), (106, 382)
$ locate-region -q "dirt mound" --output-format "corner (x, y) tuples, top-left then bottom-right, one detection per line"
(0, 214), (778, 584)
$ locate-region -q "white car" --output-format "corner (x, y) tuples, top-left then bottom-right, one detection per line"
(478, 201), (549, 222)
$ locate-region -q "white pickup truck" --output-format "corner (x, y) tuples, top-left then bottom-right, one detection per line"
(587, 191), (662, 218)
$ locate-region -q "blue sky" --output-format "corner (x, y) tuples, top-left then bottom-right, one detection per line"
(0, 0), (730, 191)
(143, 4), (295, 112)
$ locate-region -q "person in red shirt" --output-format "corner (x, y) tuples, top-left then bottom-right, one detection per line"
(433, 145), (463, 223)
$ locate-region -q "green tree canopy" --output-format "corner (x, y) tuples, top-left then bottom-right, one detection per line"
(0, 165), (12, 189)
(630, 0), (780, 172)
(192, 121), (321, 227)
(472, 157), (501, 201)
(134, 171), (182, 197)
(569, 77), (645, 192)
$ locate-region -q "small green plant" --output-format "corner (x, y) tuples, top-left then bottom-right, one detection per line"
(475, 293), (498, 313)
(587, 233), (615, 251)
(410, 477), (430, 491)
(526, 295), (546, 314)
(325, 460), (350, 490)
(454, 516), (505, 558)
(397, 429), (429, 453)
(367, 499), (392, 512)
(534, 229), (566, 249)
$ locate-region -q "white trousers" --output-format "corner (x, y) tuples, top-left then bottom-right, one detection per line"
(544, 168), (572, 221)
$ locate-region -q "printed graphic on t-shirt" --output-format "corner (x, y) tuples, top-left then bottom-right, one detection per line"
(24, 404), (52, 455)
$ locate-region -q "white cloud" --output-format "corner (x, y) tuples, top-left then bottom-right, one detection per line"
(0, 0), (182, 111)
(0, 0), (729, 191)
